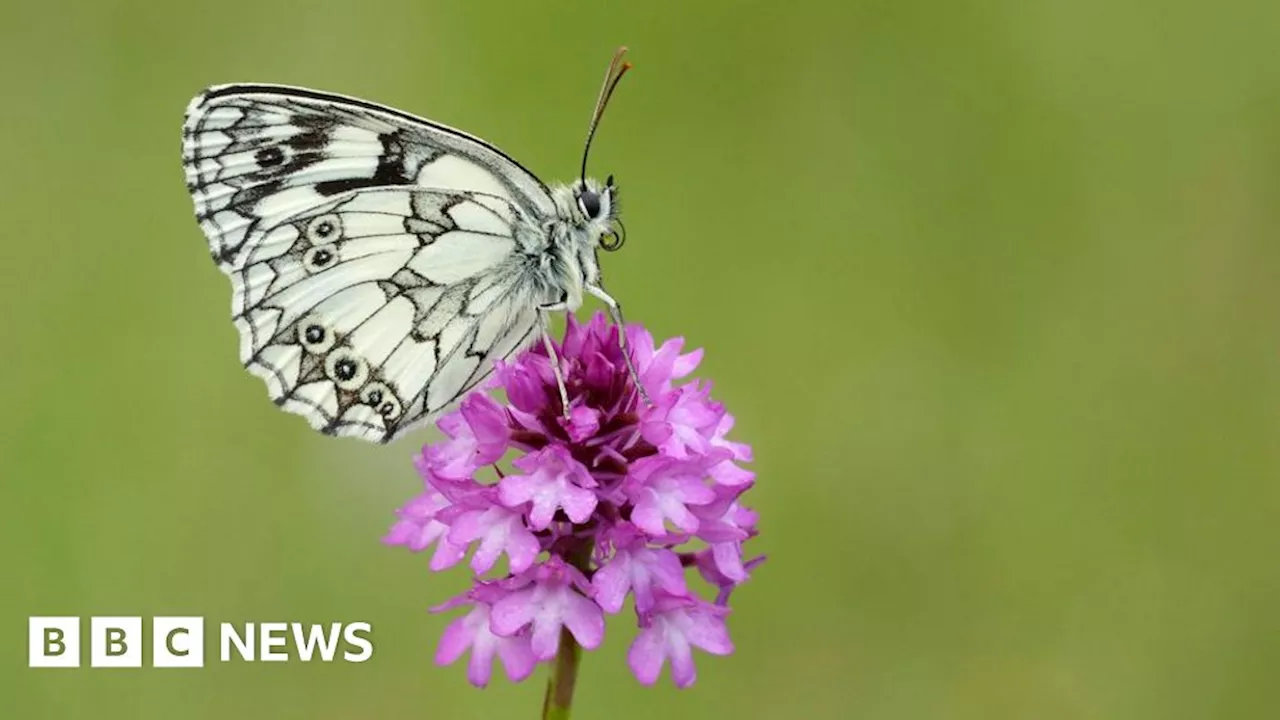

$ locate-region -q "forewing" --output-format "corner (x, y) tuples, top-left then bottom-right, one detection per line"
(181, 84), (557, 271)
(230, 186), (545, 443)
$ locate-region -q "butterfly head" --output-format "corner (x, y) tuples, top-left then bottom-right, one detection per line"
(572, 174), (624, 251)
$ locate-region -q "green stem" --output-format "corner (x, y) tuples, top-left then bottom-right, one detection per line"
(541, 540), (594, 720)
(541, 627), (582, 720)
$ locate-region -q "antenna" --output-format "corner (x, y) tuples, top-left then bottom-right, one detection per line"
(580, 46), (632, 186)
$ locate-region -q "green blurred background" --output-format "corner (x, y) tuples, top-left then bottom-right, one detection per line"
(3, 0), (1278, 717)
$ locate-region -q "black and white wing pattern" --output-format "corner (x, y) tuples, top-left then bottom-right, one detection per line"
(182, 84), (556, 270)
(182, 86), (557, 442)
(227, 187), (543, 442)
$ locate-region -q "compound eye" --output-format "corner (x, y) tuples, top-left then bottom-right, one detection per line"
(577, 190), (601, 220)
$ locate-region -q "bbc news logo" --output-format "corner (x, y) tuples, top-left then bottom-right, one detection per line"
(29, 617), (373, 668)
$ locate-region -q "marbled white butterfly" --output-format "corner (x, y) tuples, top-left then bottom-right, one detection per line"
(181, 48), (644, 443)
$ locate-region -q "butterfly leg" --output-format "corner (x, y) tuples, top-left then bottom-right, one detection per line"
(536, 301), (574, 418)
(584, 283), (653, 406)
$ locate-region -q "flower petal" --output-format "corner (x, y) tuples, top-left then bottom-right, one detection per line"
(668, 632), (698, 688)
(710, 461), (755, 487)
(506, 525), (541, 573)
(496, 635), (537, 682)
(466, 639), (496, 687)
(497, 473), (538, 507)
(428, 537), (467, 572)
(435, 615), (475, 666)
(561, 484), (599, 524)
(665, 502), (701, 534)
(489, 590), (535, 636)
(563, 405), (600, 442)
(627, 626), (667, 686)
(631, 501), (667, 536)
(562, 593), (605, 650)
(648, 549), (689, 597)
(591, 556), (631, 614)
(711, 542), (746, 583)
(671, 347), (704, 379)
(529, 618), (562, 660)
(686, 612), (734, 656)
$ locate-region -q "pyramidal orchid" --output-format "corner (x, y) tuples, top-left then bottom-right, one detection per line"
(385, 312), (763, 713)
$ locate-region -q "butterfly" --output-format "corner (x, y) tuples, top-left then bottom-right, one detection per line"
(181, 47), (647, 444)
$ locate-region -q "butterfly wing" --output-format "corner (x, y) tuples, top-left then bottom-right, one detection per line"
(181, 84), (557, 271)
(182, 85), (562, 442)
(226, 186), (545, 443)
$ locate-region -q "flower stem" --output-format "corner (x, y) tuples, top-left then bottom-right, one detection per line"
(541, 540), (594, 720)
(541, 626), (581, 720)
